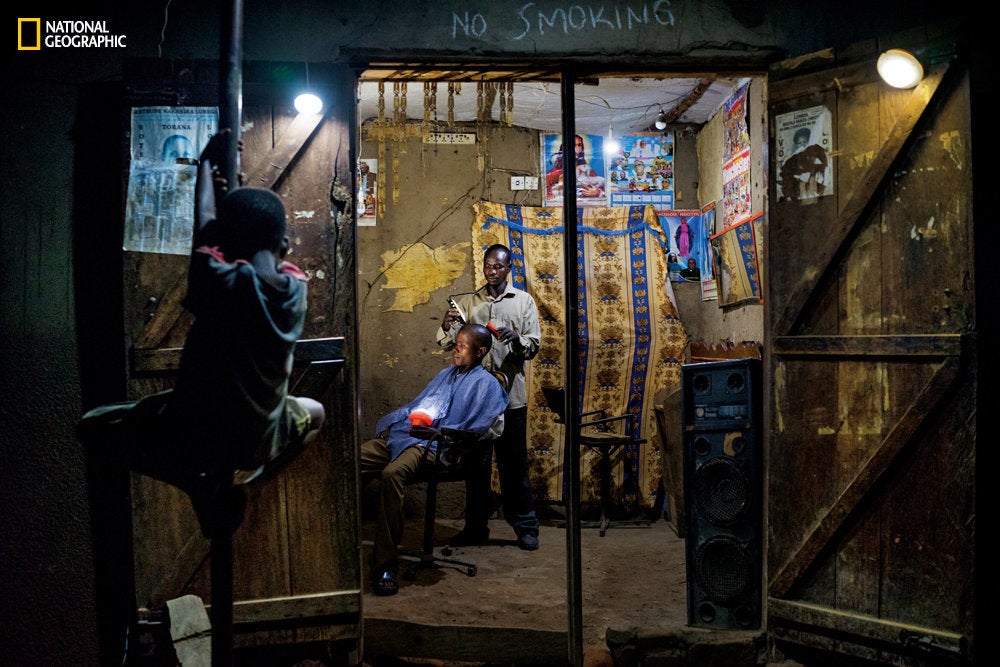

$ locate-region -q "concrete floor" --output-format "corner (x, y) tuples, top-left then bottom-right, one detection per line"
(359, 509), (762, 665)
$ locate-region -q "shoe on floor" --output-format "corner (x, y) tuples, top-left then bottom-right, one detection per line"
(372, 563), (399, 596)
(518, 533), (539, 551)
(448, 529), (489, 547)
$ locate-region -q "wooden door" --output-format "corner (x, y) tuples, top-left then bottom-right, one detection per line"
(765, 29), (974, 664)
(121, 60), (361, 655)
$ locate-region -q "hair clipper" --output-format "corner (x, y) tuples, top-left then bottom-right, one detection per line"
(447, 297), (466, 324)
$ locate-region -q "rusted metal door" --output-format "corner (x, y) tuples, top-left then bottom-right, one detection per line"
(765, 30), (974, 664)
(121, 60), (361, 656)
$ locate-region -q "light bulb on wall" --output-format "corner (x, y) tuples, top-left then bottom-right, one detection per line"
(294, 92), (323, 114)
(294, 62), (324, 115)
(877, 49), (924, 89)
(604, 125), (620, 155)
(655, 110), (668, 130)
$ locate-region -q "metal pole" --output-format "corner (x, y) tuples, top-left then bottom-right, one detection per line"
(218, 0), (243, 190)
(560, 71), (584, 667)
(210, 502), (235, 667)
(211, 3), (243, 665)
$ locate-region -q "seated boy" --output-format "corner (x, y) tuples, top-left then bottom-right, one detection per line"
(360, 323), (508, 596)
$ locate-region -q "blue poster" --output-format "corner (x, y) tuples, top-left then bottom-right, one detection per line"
(609, 132), (674, 208)
(657, 207), (714, 287)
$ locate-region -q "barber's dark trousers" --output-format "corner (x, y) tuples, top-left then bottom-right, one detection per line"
(464, 406), (539, 537)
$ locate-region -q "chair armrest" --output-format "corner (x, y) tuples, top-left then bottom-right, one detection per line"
(581, 413), (636, 432)
(439, 427), (483, 442)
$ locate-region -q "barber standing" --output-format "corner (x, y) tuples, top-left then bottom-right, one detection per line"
(437, 243), (542, 550)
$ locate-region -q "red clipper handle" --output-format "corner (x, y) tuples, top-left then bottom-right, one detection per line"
(487, 322), (501, 339)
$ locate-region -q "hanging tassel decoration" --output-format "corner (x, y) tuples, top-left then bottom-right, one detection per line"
(447, 82), (456, 126)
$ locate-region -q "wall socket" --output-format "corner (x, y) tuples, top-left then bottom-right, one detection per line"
(510, 176), (539, 190)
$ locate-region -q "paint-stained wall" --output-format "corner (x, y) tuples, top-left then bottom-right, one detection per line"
(356, 120), (729, 439)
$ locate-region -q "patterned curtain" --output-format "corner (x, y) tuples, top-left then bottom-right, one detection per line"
(472, 201), (688, 511)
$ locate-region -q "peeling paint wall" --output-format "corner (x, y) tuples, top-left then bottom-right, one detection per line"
(356, 118), (760, 438)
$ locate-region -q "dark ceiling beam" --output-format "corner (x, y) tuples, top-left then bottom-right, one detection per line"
(661, 78), (714, 124)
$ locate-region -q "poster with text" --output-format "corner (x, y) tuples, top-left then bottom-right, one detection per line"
(608, 132), (674, 208)
(722, 146), (752, 228)
(125, 107), (218, 254)
(129, 106), (218, 163)
(723, 83), (750, 161)
(541, 133), (607, 207)
(657, 208), (711, 284)
(775, 105), (833, 201)
(123, 161), (198, 255)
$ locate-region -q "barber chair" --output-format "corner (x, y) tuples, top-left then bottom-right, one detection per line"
(77, 337), (343, 667)
(402, 369), (509, 581)
(542, 386), (650, 536)
(402, 426), (489, 580)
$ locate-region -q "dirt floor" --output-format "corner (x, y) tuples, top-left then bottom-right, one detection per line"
(361, 505), (692, 662)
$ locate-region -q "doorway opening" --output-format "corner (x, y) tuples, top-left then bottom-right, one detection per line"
(352, 65), (766, 660)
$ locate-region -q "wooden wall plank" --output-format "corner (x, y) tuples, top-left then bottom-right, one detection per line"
(772, 64), (950, 335)
(769, 356), (960, 596)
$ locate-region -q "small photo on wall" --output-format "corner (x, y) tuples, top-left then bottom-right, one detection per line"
(357, 158), (378, 226)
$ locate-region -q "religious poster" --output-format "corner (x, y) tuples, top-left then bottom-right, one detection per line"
(357, 158), (378, 226)
(124, 106), (218, 255)
(657, 209), (707, 284)
(608, 131), (674, 208)
(541, 133), (607, 207)
(775, 105), (833, 201)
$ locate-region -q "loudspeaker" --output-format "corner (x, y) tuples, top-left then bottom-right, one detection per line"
(682, 358), (762, 630)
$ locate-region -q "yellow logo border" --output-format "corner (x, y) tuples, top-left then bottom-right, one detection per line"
(18, 18), (41, 51)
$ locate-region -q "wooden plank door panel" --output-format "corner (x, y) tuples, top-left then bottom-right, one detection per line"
(122, 62), (360, 652)
(766, 31), (973, 664)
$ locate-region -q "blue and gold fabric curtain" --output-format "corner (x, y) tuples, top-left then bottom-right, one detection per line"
(473, 201), (688, 511)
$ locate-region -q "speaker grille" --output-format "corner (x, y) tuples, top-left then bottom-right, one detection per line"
(694, 536), (750, 604)
(693, 458), (750, 525)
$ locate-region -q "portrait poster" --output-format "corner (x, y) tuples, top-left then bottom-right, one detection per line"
(656, 208), (710, 284)
(124, 106), (218, 254)
(722, 146), (752, 228)
(129, 106), (218, 163)
(775, 105), (833, 201)
(357, 158), (378, 226)
(541, 133), (607, 207)
(710, 211), (764, 307)
(608, 132), (674, 208)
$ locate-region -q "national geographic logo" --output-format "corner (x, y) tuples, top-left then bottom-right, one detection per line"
(17, 18), (127, 50)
